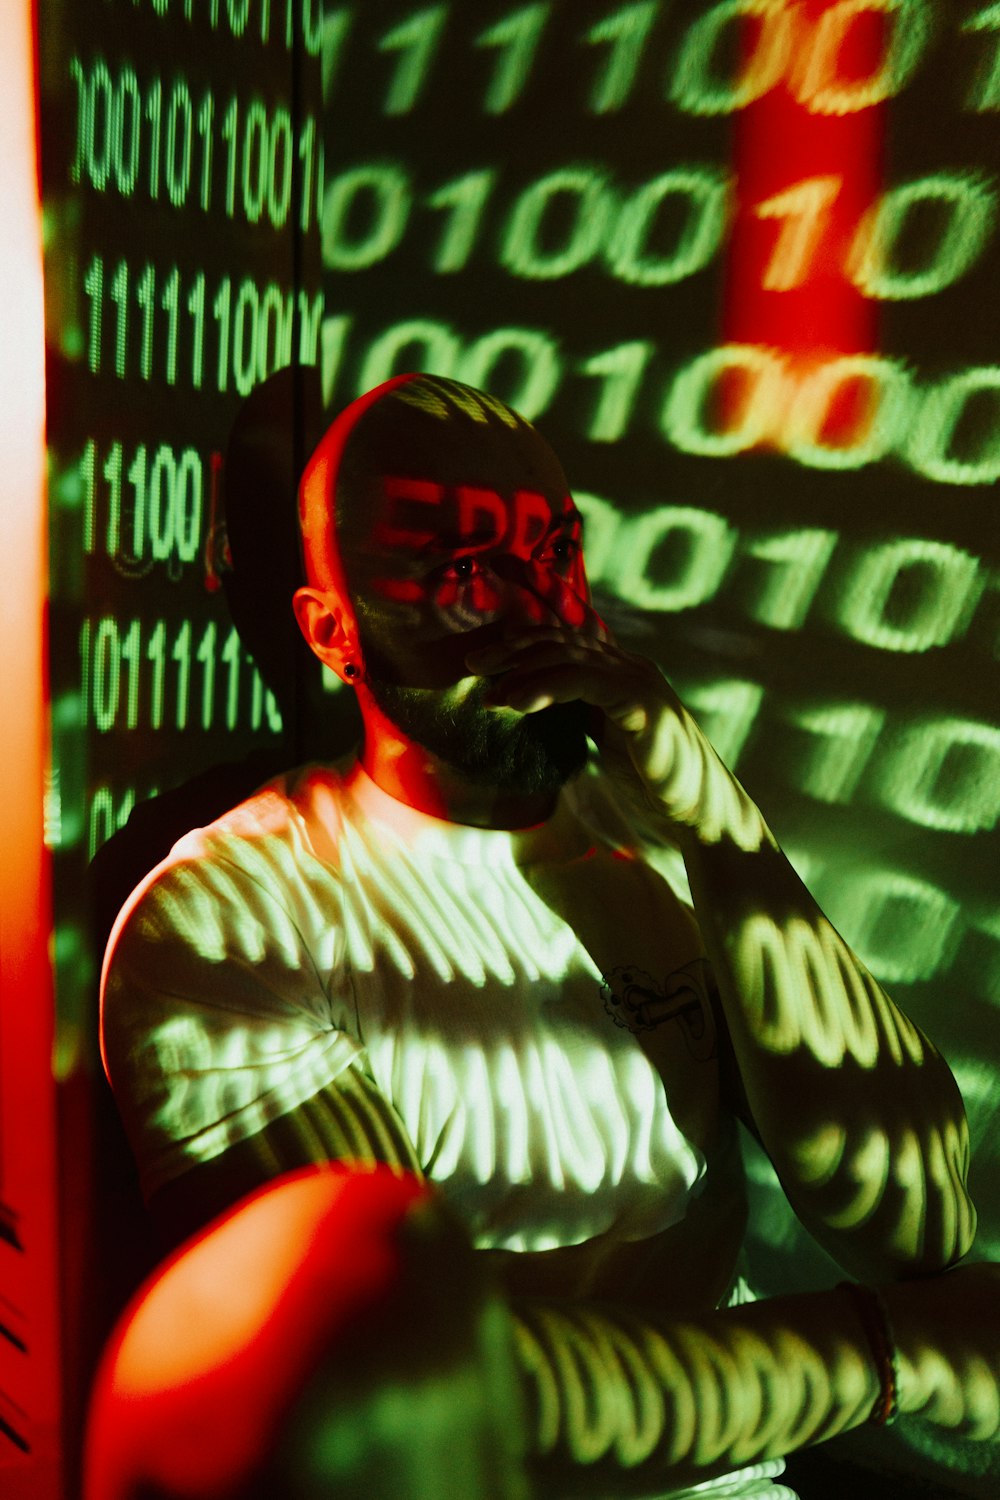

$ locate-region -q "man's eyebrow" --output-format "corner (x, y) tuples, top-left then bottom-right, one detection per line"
(407, 528), (500, 555)
(542, 507), (584, 538)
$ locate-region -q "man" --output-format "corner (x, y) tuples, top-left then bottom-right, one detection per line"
(100, 373), (999, 1498)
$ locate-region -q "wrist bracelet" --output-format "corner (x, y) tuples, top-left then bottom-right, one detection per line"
(837, 1281), (900, 1426)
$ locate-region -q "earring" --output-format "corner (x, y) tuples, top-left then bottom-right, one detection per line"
(344, 663), (358, 679)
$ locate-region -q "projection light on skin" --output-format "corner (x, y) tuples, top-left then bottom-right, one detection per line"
(368, 473), (590, 639)
(734, 913), (926, 1071)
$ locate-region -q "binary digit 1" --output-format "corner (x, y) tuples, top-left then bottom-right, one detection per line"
(189, 271), (206, 388)
(682, 678), (764, 769)
(964, 2), (1000, 110)
(222, 627), (242, 729)
(320, 313), (352, 403)
(162, 267), (180, 385)
(104, 441), (123, 554)
(222, 96), (239, 216)
(197, 620), (217, 730)
(196, 91), (214, 210)
(378, 6), (447, 115)
(213, 275), (232, 392)
(298, 115), (316, 232)
(426, 170), (496, 274)
(752, 175), (842, 291)
(742, 528), (839, 630)
(69, 57), (87, 184)
(109, 259), (130, 379)
(579, 341), (653, 442)
(126, 445), (148, 562)
(297, 289), (324, 366)
(83, 253), (104, 374)
(172, 620), (192, 730)
(146, 620), (166, 731)
(136, 262), (156, 381)
(581, 1), (659, 114)
(82, 439), (97, 553)
(120, 618), (142, 730)
(145, 77), (162, 199)
(475, 3), (551, 115)
(783, 701), (886, 803)
(320, 8), (352, 102)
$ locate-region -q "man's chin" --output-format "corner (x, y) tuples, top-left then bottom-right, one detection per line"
(365, 676), (590, 797)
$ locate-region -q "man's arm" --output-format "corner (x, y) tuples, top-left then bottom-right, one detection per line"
(679, 811), (974, 1282)
(125, 1065), (1000, 1500)
(515, 1260), (1000, 1498)
(469, 629), (977, 1283)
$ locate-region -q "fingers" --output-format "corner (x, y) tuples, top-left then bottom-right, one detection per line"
(465, 622), (612, 676)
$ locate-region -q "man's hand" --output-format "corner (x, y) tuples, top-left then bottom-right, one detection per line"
(465, 620), (769, 851)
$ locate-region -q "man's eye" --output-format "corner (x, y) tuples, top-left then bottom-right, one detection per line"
(442, 556), (482, 581)
(545, 538), (580, 566)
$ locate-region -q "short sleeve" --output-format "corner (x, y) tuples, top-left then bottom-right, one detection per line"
(100, 832), (366, 1200)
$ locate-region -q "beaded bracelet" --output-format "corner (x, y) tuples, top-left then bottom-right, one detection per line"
(838, 1281), (901, 1426)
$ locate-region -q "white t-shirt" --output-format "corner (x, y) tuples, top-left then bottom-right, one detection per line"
(103, 758), (724, 1249)
(100, 756), (795, 1499)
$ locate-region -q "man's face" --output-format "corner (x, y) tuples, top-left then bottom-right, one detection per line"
(340, 429), (594, 796)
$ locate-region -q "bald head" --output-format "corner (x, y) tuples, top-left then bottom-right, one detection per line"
(297, 374), (570, 603)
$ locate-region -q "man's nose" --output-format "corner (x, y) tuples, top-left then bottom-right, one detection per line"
(489, 552), (588, 631)
(488, 553), (562, 627)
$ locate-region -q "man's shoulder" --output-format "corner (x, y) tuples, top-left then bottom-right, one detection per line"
(156, 753), (358, 872)
(103, 756), (360, 966)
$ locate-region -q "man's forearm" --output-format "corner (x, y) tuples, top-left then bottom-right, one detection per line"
(513, 1267), (1000, 1499)
(615, 692), (975, 1278)
(675, 762), (976, 1280)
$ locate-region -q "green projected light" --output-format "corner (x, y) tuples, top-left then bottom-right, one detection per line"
(38, 4), (1000, 1492)
(310, 31), (1000, 1500)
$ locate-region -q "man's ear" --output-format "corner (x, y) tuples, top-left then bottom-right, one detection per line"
(292, 587), (361, 683)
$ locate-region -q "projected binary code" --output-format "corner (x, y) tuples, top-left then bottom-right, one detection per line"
(41, 2), (321, 1055)
(316, 4), (998, 1490)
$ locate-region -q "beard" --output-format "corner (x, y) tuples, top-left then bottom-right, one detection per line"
(360, 662), (591, 797)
